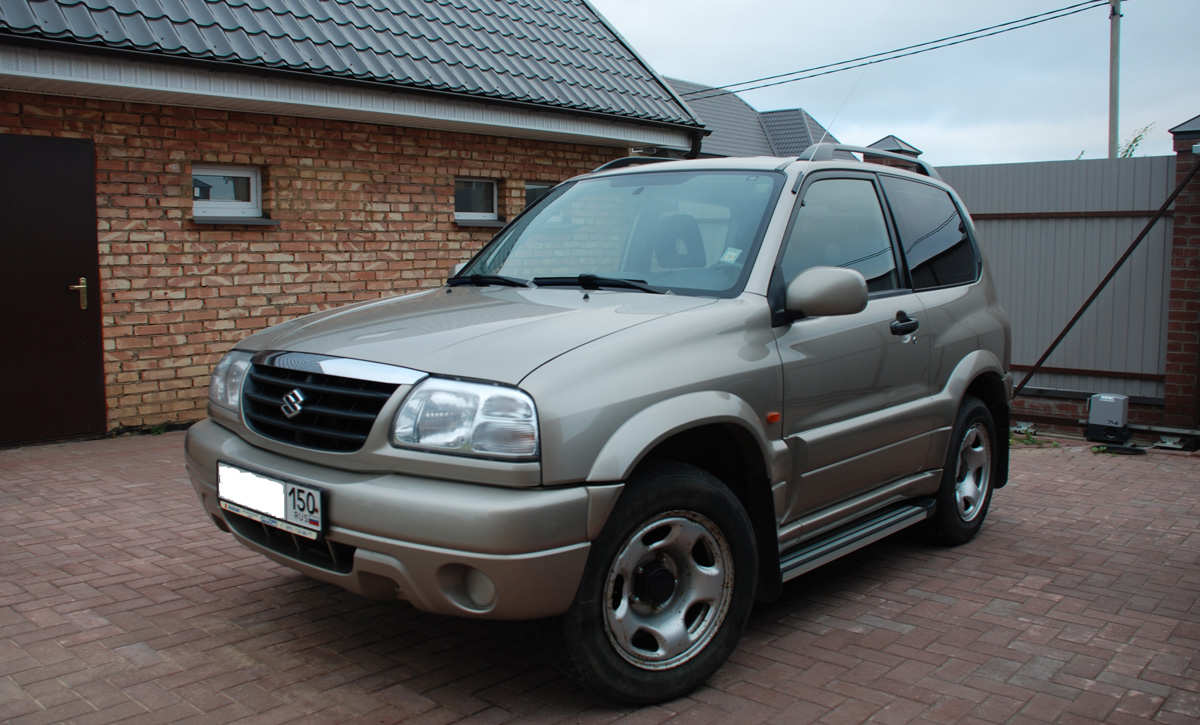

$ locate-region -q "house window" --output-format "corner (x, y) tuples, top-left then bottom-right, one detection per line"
(193, 165), (262, 218)
(455, 178), (498, 221)
(524, 182), (553, 209)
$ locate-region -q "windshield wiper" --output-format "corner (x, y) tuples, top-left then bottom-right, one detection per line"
(447, 274), (530, 288)
(531, 274), (666, 294)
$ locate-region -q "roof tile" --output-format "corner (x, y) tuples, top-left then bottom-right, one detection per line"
(0, 0), (698, 126)
(759, 108), (837, 156)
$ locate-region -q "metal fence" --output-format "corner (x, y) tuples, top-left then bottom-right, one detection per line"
(938, 156), (1177, 402)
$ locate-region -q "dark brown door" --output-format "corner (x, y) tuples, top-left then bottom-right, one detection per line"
(1, 134), (105, 445)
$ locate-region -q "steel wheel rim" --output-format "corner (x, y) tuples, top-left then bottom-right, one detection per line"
(602, 510), (734, 670)
(954, 422), (991, 522)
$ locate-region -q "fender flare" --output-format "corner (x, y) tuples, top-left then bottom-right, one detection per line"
(941, 349), (1009, 402)
(938, 349), (1011, 487)
(585, 390), (778, 484)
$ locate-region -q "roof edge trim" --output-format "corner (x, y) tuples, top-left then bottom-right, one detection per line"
(0, 42), (694, 150)
(0, 28), (705, 132)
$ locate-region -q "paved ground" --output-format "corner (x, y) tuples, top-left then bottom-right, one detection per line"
(1, 433), (1197, 724)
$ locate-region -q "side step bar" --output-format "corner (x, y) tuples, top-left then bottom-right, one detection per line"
(779, 501), (934, 582)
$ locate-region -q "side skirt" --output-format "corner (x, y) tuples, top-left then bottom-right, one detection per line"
(779, 501), (934, 582)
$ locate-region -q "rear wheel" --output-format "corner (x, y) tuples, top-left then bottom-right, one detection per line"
(930, 396), (996, 545)
(562, 461), (757, 704)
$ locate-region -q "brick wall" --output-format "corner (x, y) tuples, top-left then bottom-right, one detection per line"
(865, 155), (923, 174)
(1167, 131), (1200, 427)
(0, 90), (616, 430)
(1009, 396), (1165, 431)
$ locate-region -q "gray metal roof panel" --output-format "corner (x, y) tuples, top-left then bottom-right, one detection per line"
(868, 134), (921, 155)
(759, 108), (837, 156)
(1170, 114), (1200, 135)
(666, 78), (772, 157)
(0, 0), (699, 126)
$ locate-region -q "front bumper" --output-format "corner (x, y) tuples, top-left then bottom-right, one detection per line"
(185, 419), (622, 619)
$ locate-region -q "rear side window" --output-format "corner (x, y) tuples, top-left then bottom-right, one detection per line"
(781, 178), (899, 292)
(880, 177), (979, 289)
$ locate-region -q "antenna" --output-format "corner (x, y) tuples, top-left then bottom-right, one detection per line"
(805, 66), (868, 161)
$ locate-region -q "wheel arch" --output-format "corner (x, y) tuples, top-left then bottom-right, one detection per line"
(938, 351), (1011, 490)
(964, 371), (1010, 488)
(638, 424), (782, 602)
(586, 393), (784, 602)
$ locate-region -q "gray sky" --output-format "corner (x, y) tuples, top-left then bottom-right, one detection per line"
(589, 0), (1198, 166)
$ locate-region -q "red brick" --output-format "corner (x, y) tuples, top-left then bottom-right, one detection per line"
(1, 88), (615, 429)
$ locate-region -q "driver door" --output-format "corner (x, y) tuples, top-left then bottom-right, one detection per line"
(774, 173), (934, 521)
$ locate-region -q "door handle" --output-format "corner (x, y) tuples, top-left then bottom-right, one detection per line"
(67, 276), (88, 310)
(890, 310), (918, 336)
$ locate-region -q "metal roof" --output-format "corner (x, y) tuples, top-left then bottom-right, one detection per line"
(665, 77), (772, 157)
(0, 0), (701, 127)
(664, 78), (838, 158)
(1169, 113), (1200, 135)
(758, 108), (837, 156)
(867, 134), (922, 156)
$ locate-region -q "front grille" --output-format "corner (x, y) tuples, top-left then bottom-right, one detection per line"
(225, 511), (356, 573)
(242, 363), (399, 452)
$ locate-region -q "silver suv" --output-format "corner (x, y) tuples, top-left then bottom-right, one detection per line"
(186, 145), (1011, 703)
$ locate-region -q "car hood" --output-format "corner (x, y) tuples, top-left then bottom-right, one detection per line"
(238, 286), (715, 384)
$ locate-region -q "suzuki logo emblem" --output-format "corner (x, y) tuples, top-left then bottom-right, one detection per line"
(280, 389), (305, 419)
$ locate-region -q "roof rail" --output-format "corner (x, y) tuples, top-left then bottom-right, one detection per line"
(592, 156), (674, 173)
(798, 143), (942, 180)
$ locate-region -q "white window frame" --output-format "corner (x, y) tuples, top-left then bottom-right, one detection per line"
(454, 177), (498, 222)
(192, 164), (262, 218)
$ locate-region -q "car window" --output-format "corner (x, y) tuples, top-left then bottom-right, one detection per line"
(465, 170), (784, 297)
(780, 177), (899, 292)
(880, 176), (979, 289)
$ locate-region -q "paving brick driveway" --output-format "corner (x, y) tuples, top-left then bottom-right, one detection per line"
(2, 433), (1197, 724)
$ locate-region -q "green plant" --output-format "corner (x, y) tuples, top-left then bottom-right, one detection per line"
(1009, 430), (1038, 446)
(1119, 123), (1154, 158)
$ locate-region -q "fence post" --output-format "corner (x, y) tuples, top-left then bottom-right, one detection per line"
(1167, 120), (1200, 427)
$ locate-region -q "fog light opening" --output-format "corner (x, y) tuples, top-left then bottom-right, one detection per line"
(465, 568), (496, 609)
(436, 564), (497, 613)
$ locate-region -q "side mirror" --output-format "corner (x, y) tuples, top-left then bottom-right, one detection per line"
(785, 266), (868, 319)
(453, 262), (467, 275)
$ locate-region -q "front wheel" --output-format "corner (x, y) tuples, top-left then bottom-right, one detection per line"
(562, 462), (758, 704)
(930, 396), (996, 545)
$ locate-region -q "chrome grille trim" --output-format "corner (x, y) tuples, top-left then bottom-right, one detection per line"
(242, 354), (416, 452)
(252, 351), (426, 386)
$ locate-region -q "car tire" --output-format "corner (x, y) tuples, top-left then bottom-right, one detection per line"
(930, 396), (996, 545)
(561, 461), (758, 704)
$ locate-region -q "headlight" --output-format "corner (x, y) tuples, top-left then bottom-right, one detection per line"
(209, 350), (253, 411)
(391, 378), (538, 459)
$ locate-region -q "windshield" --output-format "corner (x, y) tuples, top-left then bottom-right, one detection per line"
(461, 169), (784, 296)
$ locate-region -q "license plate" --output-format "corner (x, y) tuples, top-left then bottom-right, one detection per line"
(217, 462), (324, 540)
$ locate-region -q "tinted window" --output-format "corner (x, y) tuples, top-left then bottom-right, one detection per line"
(880, 177), (978, 289)
(781, 178), (898, 292)
(525, 183), (552, 208)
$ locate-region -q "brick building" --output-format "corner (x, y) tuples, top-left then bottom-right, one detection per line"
(0, 0), (705, 445)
